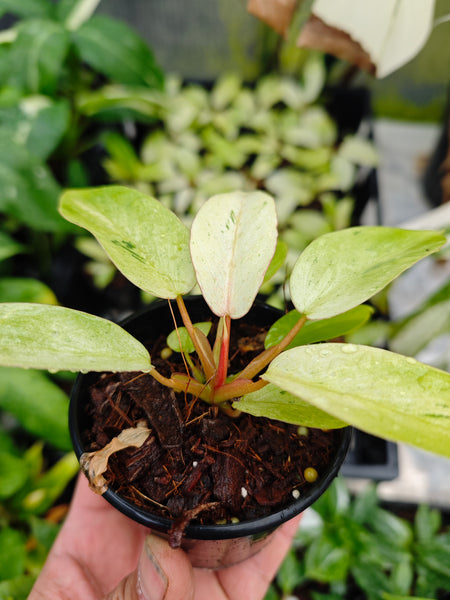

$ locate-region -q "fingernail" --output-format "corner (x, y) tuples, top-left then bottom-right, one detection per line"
(137, 536), (168, 600)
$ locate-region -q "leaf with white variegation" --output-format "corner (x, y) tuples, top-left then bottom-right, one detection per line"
(190, 191), (278, 318)
(0, 303), (151, 373)
(262, 343), (450, 458)
(290, 227), (446, 320)
(59, 186), (196, 299)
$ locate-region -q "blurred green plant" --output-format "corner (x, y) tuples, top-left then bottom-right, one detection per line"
(267, 478), (450, 600)
(84, 58), (378, 303)
(0, 240), (77, 598)
(0, 393), (78, 599)
(0, 0), (164, 272)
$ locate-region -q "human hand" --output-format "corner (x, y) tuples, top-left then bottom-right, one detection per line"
(29, 473), (301, 600)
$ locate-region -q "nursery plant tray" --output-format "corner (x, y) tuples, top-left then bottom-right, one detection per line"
(341, 428), (399, 481)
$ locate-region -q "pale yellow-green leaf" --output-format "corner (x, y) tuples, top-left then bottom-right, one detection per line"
(190, 191), (278, 318)
(290, 227), (446, 320)
(235, 383), (347, 429)
(59, 186), (196, 299)
(263, 343), (450, 457)
(0, 303), (151, 373)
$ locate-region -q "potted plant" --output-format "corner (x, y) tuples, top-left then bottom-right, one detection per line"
(0, 185), (448, 568)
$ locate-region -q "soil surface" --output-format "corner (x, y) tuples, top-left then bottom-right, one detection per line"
(80, 321), (342, 546)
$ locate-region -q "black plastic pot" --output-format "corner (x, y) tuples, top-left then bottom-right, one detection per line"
(69, 296), (352, 569)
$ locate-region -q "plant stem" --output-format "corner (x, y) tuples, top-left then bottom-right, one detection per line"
(213, 378), (268, 403)
(175, 296), (216, 381)
(149, 368), (209, 400)
(237, 314), (308, 381)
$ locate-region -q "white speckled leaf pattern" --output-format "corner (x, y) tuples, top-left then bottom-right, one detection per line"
(263, 343), (450, 457)
(60, 186), (196, 299)
(0, 303), (151, 373)
(290, 227), (446, 320)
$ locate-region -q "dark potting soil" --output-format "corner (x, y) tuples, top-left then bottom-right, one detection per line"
(80, 321), (341, 546)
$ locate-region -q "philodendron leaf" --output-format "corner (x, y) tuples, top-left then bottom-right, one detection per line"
(290, 227), (446, 320)
(236, 383), (346, 429)
(0, 303), (151, 373)
(190, 191), (278, 318)
(59, 186), (196, 299)
(262, 344), (450, 457)
(167, 322), (212, 354)
(265, 305), (374, 349)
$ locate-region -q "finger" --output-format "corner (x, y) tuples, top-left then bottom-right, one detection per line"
(105, 535), (195, 600)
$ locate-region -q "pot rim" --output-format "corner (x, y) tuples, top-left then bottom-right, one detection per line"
(69, 297), (352, 540)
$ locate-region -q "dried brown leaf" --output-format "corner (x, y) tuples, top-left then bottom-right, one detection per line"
(298, 14), (375, 74)
(247, 0), (297, 36)
(80, 421), (151, 494)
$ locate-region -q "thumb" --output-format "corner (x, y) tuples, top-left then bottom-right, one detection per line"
(105, 534), (195, 600)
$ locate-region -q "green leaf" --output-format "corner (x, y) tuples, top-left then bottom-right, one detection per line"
(190, 191), (278, 318)
(311, 477), (350, 520)
(265, 306), (374, 349)
(0, 97), (69, 161)
(263, 240), (288, 284)
(390, 557), (413, 596)
(72, 15), (164, 89)
(351, 562), (392, 599)
(59, 186), (196, 299)
(29, 516), (60, 552)
(167, 322), (212, 354)
(19, 97), (69, 160)
(414, 504), (442, 543)
(0, 0), (51, 19)
(0, 278), (57, 304)
(236, 383), (347, 429)
(290, 227), (446, 320)
(263, 585), (280, 600)
(7, 20), (69, 94)
(276, 549), (305, 595)
(0, 134), (69, 232)
(371, 507), (413, 548)
(416, 536), (450, 579)
(0, 367), (71, 450)
(0, 452), (29, 499)
(305, 535), (350, 583)
(0, 303), (152, 374)
(76, 84), (165, 121)
(19, 452), (79, 515)
(0, 575), (35, 600)
(262, 343), (450, 457)
(0, 231), (25, 262)
(0, 528), (27, 580)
